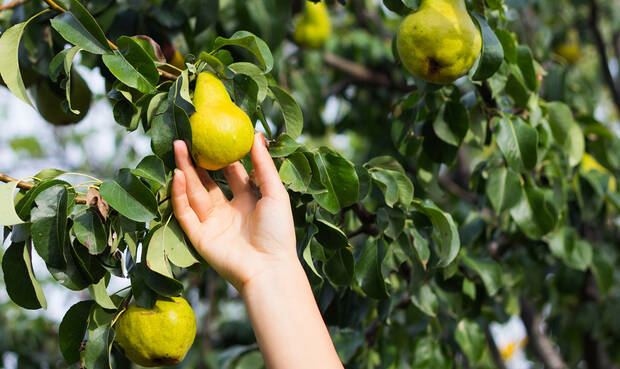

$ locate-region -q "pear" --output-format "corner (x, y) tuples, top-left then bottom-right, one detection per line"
(293, 1), (331, 49)
(114, 296), (197, 367)
(396, 0), (482, 84)
(189, 72), (254, 170)
(33, 70), (92, 126)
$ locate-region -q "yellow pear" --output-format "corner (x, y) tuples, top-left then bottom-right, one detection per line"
(293, 1), (331, 49)
(554, 44), (580, 65)
(33, 71), (92, 126)
(581, 153), (616, 192)
(189, 72), (254, 170)
(114, 296), (197, 367)
(170, 50), (186, 70)
(396, 0), (482, 84)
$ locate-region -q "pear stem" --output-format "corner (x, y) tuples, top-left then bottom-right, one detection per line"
(256, 106), (273, 139)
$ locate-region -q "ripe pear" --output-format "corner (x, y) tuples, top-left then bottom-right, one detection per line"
(581, 153), (616, 192)
(33, 71), (92, 126)
(396, 0), (482, 84)
(114, 296), (197, 367)
(189, 72), (254, 170)
(293, 1), (331, 49)
(554, 43), (580, 65)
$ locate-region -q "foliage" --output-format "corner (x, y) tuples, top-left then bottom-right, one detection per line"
(1, 0), (620, 368)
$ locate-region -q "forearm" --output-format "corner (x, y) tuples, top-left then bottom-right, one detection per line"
(241, 260), (344, 369)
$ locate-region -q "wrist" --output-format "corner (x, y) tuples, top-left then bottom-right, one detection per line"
(240, 256), (309, 300)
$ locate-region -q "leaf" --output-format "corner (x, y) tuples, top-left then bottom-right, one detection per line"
(82, 306), (114, 369)
(323, 248), (354, 286)
(15, 179), (70, 220)
(462, 255), (502, 296)
(411, 284), (438, 317)
(455, 319), (486, 364)
(485, 166), (522, 212)
(355, 239), (389, 299)
(141, 262), (184, 297)
(148, 101), (192, 169)
(49, 46), (83, 114)
(145, 224), (173, 278)
(99, 169), (159, 222)
(591, 252), (613, 296)
(414, 200), (460, 267)
(548, 227), (592, 271)
(471, 13), (504, 80)
(269, 134), (302, 158)
(229, 62), (269, 102)
(269, 85), (303, 139)
(164, 219), (199, 268)
(432, 98), (470, 147)
(366, 156), (414, 208)
(1, 241), (47, 310)
(495, 29), (517, 63)
(72, 209), (107, 254)
(315, 219), (350, 249)
(495, 116), (538, 172)
(516, 45), (538, 91)
(509, 184), (556, 239)
(59, 300), (95, 364)
(131, 155), (167, 187)
(102, 36), (159, 93)
(0, 181), (25, 226)
(411, 336), (451, 369)
(546, 102), (584, 167)
(50, 14), (110, 55)
(212, 31), (274, 72)
(279, 152), (312, 193)
(30, 185), (69, 269)
(0, 10), (50, 107)
(311, 149), (359, 214)
(233, 74), (259, 117)
(129, 263), (156, 308)
(88, 277), (117, 309)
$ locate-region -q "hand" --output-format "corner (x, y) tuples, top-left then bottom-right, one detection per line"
(171, 133), (298, 292)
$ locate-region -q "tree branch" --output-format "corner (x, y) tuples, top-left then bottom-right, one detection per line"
(520, 298), (567, 369)
(342, 203), (379, 238)
(0, 172), (87, 204)
(0, 0), (29, 12)
(588, 0), (620, 113)
(323, 52), (416, 93)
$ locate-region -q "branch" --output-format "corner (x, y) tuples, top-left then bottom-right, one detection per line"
(520, 298), (567, 369)
(0, 172), (87, 204)
(0, 0), (29, 12)
(588, 0), (620, 113)
(323, 52), (415, 93)
(42, 0), (66, 13)
(342, 203), (379, 238)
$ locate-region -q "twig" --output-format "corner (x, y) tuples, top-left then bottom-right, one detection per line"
(342, 203), (379, 238)
(520, 298), (567, 369)
(0, 172), (87, 204)
(159, 68), (179, 81)
(0, 0), (29, 12)
(323, 52), (415, 92)
(42, 0), (65, 13)
(588, 0), (620, 113)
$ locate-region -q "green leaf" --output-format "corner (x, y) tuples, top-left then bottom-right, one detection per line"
(102, 36), (159, 93)
(485, 166), (522, 212)
(548, 227), (592, 271)
(279, 152), (312, 193)
(323, 248), (354, 286)
(99, 169), (159, 222)
(82, 306), (114, 369)
(229, 62), (269, 102)
(495, 29), (517, 63)
(591, 252), (613, 296)
(410, 284), (438, 317)
(50, 14), (110, 55)
(131, 155), (167, 187)
(355, 238), (389, 299)
(1, 241), (47, 310)
(411, 336), (451, 369)
(72, 209), (107, 254)
(509, 184), (556, 239)
(432, 98), (470, 147)
(15, 179), (70, 220)
(129, 263), (156, 308)
(139, 262), (184, 297)
(414, 200), (460, 267)
(212, 31), (274, 72)
(164, 219), (199, 268)
(59, 300), (95, 364)
(148, 101), (192, 169)
(462, 279), (476, 300)
(311, 148), (359, 214)
(269, 85), (303, 139)
(462, 255), (502, 296)
(145, 224), (173, 278)
(546, 102), (584, 167)
(31, 185), (69, 269)
(88, 277), (117, 309)
(299, 225), (323, 284)
(366, 156), (414, 208)
(49, 47), (83, 114)
(0, 10), (50, 107)
(471, 13), (504, 80)
(269, 134), (302, 158)
(315, 218), (350, 250)
(495, 116), (538, 172)
(455, 319), (486, 364)
(0, 181), (26, 226)
(516, 45), (538, 91)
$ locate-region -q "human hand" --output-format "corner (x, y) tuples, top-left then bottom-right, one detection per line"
(171, 133), (298, 292)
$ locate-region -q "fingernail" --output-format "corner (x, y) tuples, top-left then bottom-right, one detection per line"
(260, 133), (267, 147)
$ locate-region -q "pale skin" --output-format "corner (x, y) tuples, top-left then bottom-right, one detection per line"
(171, 133), (344, 369)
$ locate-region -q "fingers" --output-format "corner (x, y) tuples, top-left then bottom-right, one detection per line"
(250, 133), (287, 200)
(222, 162), (252, 198)
(196, 169), (227, 204)
(171, 170), (201, 244)
(173, 141), (214, 221)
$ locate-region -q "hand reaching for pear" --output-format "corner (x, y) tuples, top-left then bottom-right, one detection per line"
(171, 133), (298, 292)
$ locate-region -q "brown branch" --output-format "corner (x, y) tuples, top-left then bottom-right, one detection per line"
(323, 52), (415, 92)
(485, 324), (508, 369)
(588, 0), (620, 113)
(520, 298), (567, 369)
(438, 175), (477, 203)
(0, 0), (29, 12)
(342, 203), (379, 238)
(0, 172), (87, 204)
(159, 68), (179, 81)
